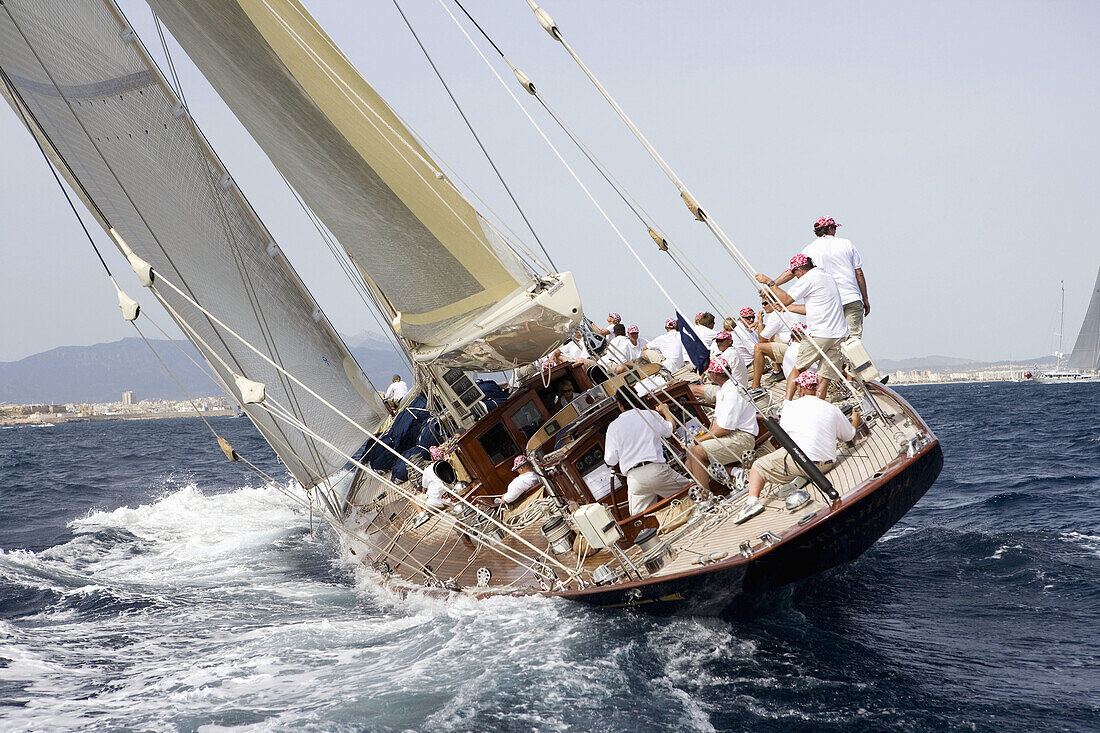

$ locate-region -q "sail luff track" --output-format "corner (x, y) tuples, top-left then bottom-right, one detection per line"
(0, 0), (389, 487)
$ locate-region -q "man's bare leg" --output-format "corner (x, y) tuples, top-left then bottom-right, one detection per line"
(816, 377), (831, 399)
(688, 443), (712, 488)
(785, 368), (800, 401)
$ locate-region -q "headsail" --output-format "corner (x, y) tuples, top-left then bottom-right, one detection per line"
(1067, 266), (1100, 370)
(0, 0), (389, 487)
(145, 0), (581, 368)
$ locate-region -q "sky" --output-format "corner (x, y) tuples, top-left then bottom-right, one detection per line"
(1, 0), (1098, 365)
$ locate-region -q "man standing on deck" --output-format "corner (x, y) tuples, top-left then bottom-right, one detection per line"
(687, 356), (759, 490)
(736, 371), (860, 523)
(760, 216), (870, 338)
(604, 388), (691, 515)
(757, 254), (850, 401)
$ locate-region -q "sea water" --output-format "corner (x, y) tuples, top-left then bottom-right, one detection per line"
(1, 383), (1098, 731)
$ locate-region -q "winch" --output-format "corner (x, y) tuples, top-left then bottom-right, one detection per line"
(540, 515), (575, 556)
(633, 527), (671, 574)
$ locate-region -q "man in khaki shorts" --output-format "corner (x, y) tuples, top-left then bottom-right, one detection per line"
(736, 371), (861, 523)
(757, 253), (850, 401)
(687, 356), (759, 489)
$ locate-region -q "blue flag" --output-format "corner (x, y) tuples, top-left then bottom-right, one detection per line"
(677, 312), (711, 373)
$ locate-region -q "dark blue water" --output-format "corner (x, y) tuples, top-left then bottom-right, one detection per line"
(1, 383), (1097, 731)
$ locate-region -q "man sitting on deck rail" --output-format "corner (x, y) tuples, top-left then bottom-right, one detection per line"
(736, 371), (861, 523)
(687, 356), (760, 490)
(756, 254), (850, 401)
(383, 374), (409, 410)
(603, 388), (691, 516)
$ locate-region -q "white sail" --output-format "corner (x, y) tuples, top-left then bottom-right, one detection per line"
(0, 0), (389, 487)
(144, 0), (581, 369)
(1067, 266), (1100, 370)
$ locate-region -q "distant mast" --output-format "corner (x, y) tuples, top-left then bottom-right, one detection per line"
(1056, 280), (1065, 368)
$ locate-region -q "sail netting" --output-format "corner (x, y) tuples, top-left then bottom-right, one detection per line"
(145, 0), (536, 349)
(0, 0), (389, 487)
(1068, 266), (1100, 370)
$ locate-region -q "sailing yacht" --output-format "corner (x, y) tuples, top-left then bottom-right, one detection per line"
(0, 0), (942, 616)
(1034, 275), (1100, 383)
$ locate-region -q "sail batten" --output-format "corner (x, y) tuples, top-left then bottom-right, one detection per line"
(0, 0), (388, 487)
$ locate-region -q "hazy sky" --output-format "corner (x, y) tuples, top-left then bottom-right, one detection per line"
(1, 0), (1098, 365)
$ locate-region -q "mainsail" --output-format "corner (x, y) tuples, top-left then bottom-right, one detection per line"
(0, 0), (389, 487)
(1067, 265), (1100, 370)
(144, 0), (580, 368)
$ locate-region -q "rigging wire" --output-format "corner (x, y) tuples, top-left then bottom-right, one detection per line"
(391, 0), (557, 272)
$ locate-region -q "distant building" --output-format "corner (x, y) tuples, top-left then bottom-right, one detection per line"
(122, 391), (134, 405)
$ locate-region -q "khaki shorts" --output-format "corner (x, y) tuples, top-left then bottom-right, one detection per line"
(767, 341), (788, 363)
(753, 448), (834, 486)
(700, 429), (756, 466)
(625, 462), (690, 515)
(794, 335), (844, 381)
(700, 383), (720, 403)
(843, 301), (864, 339)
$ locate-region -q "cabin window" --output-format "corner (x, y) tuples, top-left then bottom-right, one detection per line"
(477, 423), (519, 467)
(510, 399), (544, 440)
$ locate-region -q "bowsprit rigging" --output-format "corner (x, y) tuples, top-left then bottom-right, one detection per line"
(0, 0), (943, 616)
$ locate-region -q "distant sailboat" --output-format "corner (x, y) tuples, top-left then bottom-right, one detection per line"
(1036, 274), (1100, 383)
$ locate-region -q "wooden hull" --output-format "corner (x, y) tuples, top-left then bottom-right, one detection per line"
(552, 438), (943, 617)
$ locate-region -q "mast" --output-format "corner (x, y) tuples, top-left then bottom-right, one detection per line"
(1057, 280), (1065, 367)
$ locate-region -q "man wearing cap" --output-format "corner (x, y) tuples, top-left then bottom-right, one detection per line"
(603, 388), (691, 515)
(498, 455), (543, 506)
(647, 318), (687, 371)
(690, 330), (749, 404)
(593, 312), (622, 338)
(736, 371), (860, 523)
(730, 308), (760, 371)
(687, 356), (759, 489)
(421, 446), (454, 509)
(757, 254), (850, 401)
(763, 217), (869, 338)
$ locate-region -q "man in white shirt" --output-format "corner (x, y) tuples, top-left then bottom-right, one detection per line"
(751, 299), (793, 389)
(736, 372), (860, 522)
(693, 311), (718, 354)
(730, 308), (759, 369)
(553, 328), (590, 366)
(619, 325), (648, 365)
(603, 323), (632, 372)
(421, 446), (453, 509)
(384, 374), (409, 409)
(691, 330), (749, 404)
(603, 388), (690, 515)
(646, 318), (687, 371)
(687, 356), (759, 489)
(764, 216), (870, 338)
(499, 455), (543, 506)
(757, 254), (850, 401)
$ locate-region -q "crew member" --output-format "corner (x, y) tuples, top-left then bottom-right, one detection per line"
(592, 312), (622, 337)
(763, 216), (870, 338)
(757, 254), (850, 401)
(693, 311), (718, 354)
(384, 374), (409, 409)
(736, 371), (860, 522)
(603, 388), (691, 515)
(690, 330), (748, 404)
(647, 318), (687, 371)
(421, 446), (453, 509)
(730, 307), (759, 372)
(553, 327), (589, 366)
(687, 356), (759, 489)
(551, 380), (578, 411)
(499, 455), (542, 506)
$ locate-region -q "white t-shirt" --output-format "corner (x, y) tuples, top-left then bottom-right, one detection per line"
(692, 324), (718, 354)
(782, 341), (800, 375)
(606, 335), (634, 364)
(802, 235), (864, 305)
(502, 470), (541, 503)
(384, 380), (409, 401)
(718, 346), (750, 386)
(421, 463), (450, 508)
(558, 339), (589, 362)
(728, 323), (758, 369)
(713, 380), (759, 435)
(778, 394), (856, 462)
(761, 311), (792, 344)
(604, 409), (673, 473)
(786, 268), (850, 339)
(622, 337), (647, 362)
(647, 330), (687, 371)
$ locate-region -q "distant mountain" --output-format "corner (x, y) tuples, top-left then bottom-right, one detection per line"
(877, 354), (1057, 373)
(0, 337), (409, 405)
